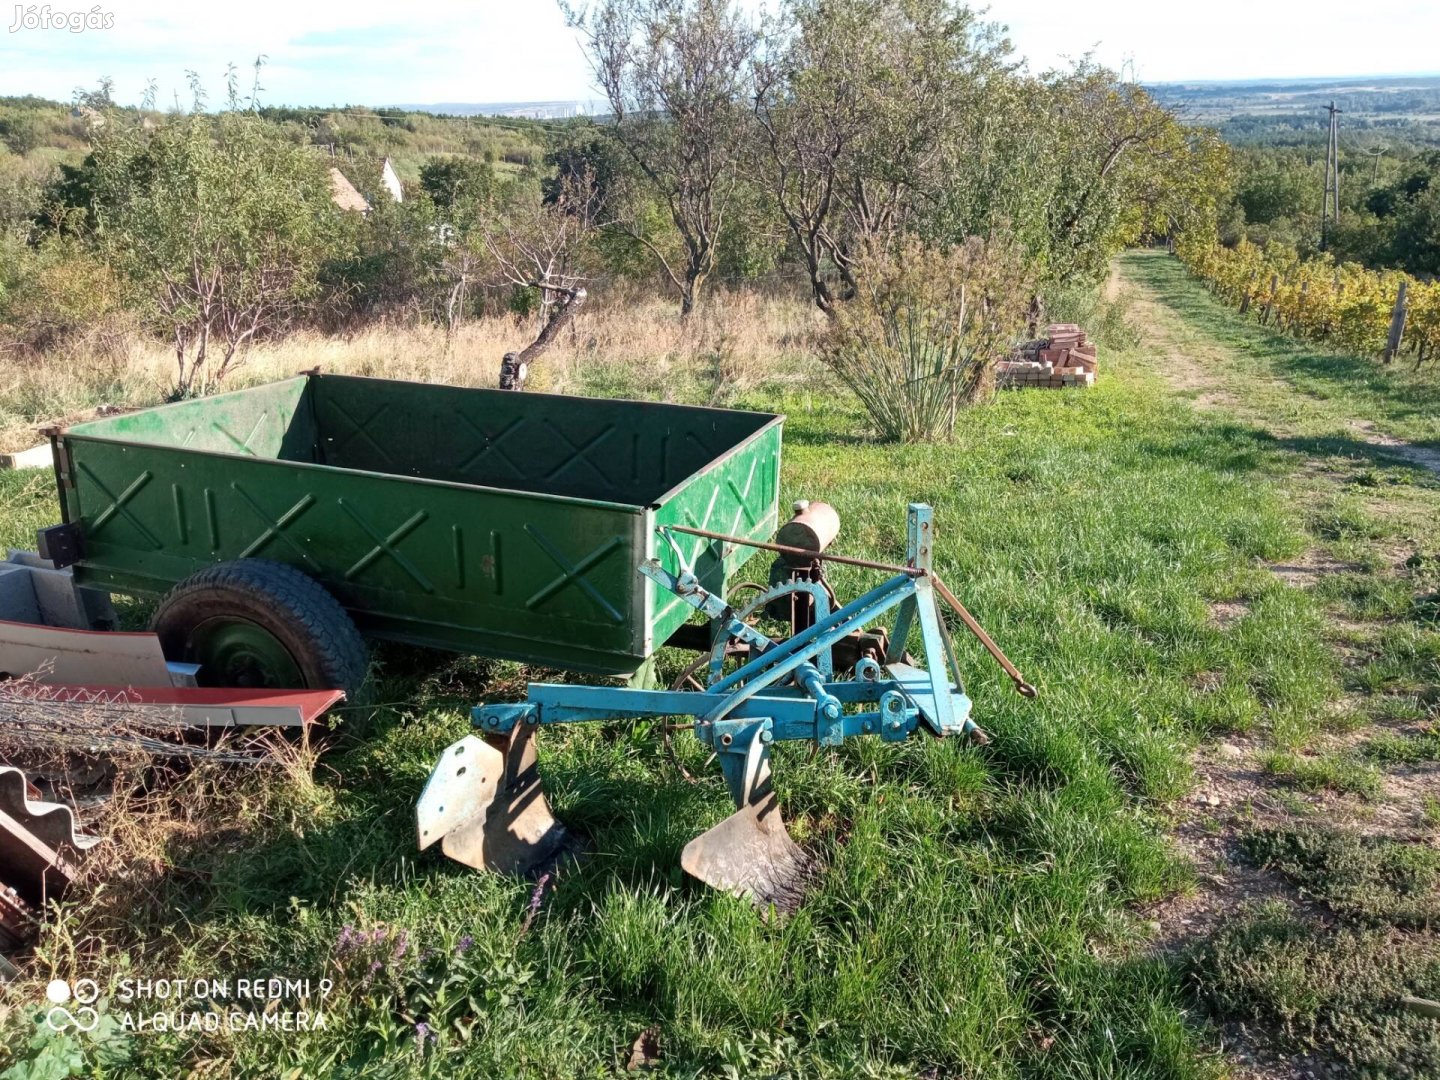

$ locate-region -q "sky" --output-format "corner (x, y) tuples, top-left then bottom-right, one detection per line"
(2, 0), (1438, 109)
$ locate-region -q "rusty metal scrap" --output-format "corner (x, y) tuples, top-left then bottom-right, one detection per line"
(0, 764), (99, 914)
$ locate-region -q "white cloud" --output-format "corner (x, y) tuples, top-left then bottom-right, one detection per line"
(993, 0), (1439, 82)
(2, 0), (596, 106)
(2, 0), (1436, 109)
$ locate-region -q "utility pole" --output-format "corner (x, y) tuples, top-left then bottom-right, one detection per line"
(1367, 147), (1386, 186)
(1321, 101), (1343, 250)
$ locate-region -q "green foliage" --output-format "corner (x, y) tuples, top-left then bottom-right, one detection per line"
(1362, 726), (1440, 765)
(1235, 156), (1316, 227)
(1384, 183), (1440, 276)
(88, 112), (338, 392)
(1044, 282), (1141, 350)
(823, 236), (1031, 441)
(0, 112), (39, 156)
(541, 129), (625, 217)
(1178, 236), (1440, 364)
(759, 1), (1228, 310)
(1190, 905), (1440, 1079)
(1242, 826), (1440, 926)
(418, 156), (497, 215)
(1, 1010), (131, 1080)
(1218, 144), (1440, 277)
(577, 0), (758, 315)
(0, 187), (130, 365)
(1258, 749), (1382, 798)
(1032, 66), (1231, 278)
(318, 196), (445, 321)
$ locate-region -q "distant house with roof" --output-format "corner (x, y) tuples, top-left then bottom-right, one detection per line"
(328, 168), (371, 215)
(380, 157), (404, 202)
(70, 105), (105, 132)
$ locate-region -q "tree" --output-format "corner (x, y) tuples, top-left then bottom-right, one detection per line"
(753, 0), (1011, 312)
(89, 112), (336, 395)
(1037, 65), (1200, 281)
(1387, 184), (1440, 276)
(542, 129), (626, 215)
(568, 0), (756, 316)
(0, 113), (39, 156)
(1236, 157), (1315, 226)
(475, 172), (603, 388)
(420, 156), (498, 213)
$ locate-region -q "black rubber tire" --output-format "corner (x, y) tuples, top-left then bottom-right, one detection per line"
(151, 559), (369, 700)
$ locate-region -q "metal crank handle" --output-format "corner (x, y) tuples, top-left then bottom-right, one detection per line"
(930, 574), (1038, 699)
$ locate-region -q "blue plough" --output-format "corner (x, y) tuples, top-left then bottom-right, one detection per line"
(418, 503), (1031, 908)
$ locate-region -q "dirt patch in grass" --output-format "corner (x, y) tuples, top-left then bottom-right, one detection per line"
(1145, 739), (1329, 950)
(1268, 551), (1366, 589)
(1208, 600), (1251, 628)
(1349, 420), (1440, 481)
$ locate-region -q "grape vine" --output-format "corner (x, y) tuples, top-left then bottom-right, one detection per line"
(1176, 239), (1439, 366)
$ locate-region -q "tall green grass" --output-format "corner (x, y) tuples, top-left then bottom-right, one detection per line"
(0, 294), (1338, 1079)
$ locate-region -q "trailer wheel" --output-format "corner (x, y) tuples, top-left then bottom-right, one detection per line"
(152, 560), (368, 699)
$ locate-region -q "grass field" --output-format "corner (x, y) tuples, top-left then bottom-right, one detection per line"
(0, 254), (1435, 1078)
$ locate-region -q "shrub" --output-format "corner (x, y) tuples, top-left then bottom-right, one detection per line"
(3, 245), (122, 349)
(823, 236), (1029, 442)
(0, 239), (128, 370)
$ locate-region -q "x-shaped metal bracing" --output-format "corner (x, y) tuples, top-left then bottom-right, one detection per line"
(542, 420), (614, 485)
(325, 401), (395, 466)
(523, 526), (625, 623)
(232, 485), (321, 571)
(339, 500), (434, 592)
(210, 412), (271, 456)
(456, 414), (526, 479)
(80, 464), (161, 549)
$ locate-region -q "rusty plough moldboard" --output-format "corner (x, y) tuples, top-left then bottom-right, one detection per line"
(418, 503), (1033, 910)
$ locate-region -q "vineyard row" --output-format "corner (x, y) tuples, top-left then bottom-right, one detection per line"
(1175, 239), (1440, 366)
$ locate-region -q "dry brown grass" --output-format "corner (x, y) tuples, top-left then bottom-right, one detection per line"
(5, 734), (329, 997)
(0, 287), (829, 452)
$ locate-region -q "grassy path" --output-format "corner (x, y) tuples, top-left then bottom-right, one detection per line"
(1118, 250), (1440, 1080)
(0, 259), (1435, 1078)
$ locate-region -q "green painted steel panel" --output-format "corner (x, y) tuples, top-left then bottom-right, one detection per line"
(59, 374), (782, 674)
(70, 377), (316, 460)
(307, 375), (770, 505)
(647, 422), (783, 653)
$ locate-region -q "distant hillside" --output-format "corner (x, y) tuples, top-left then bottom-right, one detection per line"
(1146, 74), (1440, 145)
(0, 96), (556, 183)
(391, 100), (607, 120)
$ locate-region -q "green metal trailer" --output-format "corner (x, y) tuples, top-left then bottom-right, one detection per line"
(43, 374), (782, 693)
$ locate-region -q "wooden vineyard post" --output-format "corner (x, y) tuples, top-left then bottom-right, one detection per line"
(1260, 273), (1279, 325)
(1383, 281), (1408, 364)
(1239, 270), (1258, 315)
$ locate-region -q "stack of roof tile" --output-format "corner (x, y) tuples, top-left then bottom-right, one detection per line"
(997, 324), (1098, 390)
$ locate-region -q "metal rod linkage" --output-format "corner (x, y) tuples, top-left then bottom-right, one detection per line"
(664, 524), (924, 577)
(663, 523), (1037, 698)
(930, 575), (1037, 698)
